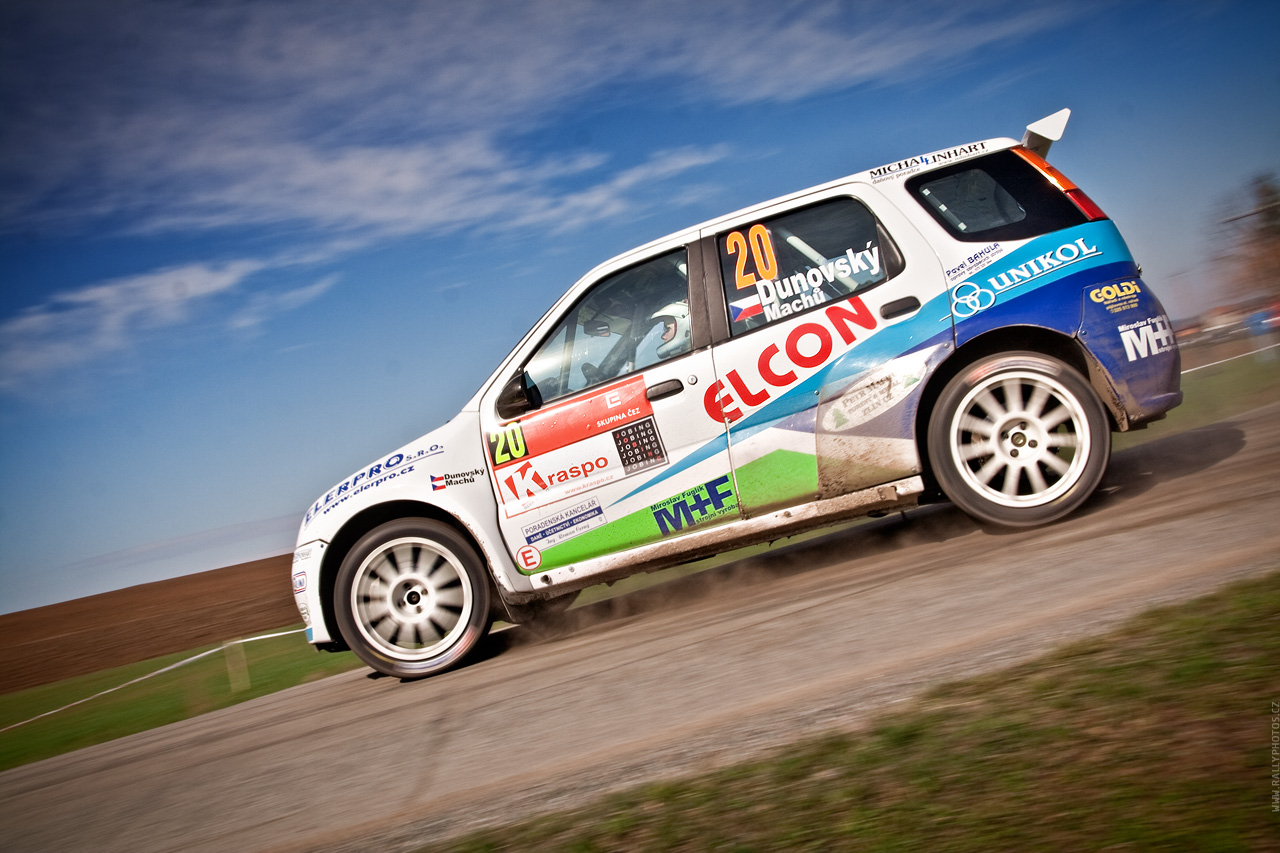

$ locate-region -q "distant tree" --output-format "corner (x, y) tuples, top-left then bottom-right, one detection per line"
(1224, 174), (1280, 302)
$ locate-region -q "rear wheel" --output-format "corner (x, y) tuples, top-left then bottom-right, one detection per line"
(927, 351), (1110, 527)
(335, 518), (492, 678)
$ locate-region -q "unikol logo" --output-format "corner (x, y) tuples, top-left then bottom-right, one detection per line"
(950, 282), (997, 318)
(950, 237), (1101, 319)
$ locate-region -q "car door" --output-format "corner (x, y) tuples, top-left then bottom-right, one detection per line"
(478, 239), (739, 577)
(699, 184), (951, 517)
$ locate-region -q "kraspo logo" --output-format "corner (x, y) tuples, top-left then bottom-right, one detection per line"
(500, 456), (610, 501)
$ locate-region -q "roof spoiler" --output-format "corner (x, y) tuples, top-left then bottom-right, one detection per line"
(1021, 108), (1071, 158)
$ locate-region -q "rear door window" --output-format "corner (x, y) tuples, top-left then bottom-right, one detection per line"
(906, 149), (1086, 242)
(717, 197), (902, 336)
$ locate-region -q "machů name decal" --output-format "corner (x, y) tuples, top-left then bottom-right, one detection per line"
(734, 244), (881, 324)
(430, 468), (485, 490)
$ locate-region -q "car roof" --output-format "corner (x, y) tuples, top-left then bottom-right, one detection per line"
(597, 136), (1020, 274)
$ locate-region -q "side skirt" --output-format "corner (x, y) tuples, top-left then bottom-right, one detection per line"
(501, 475), (925, 604)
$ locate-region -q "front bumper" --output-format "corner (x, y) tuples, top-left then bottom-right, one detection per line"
(292, 540), (332, 644)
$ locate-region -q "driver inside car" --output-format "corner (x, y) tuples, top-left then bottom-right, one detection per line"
(651, 300), (691, 359)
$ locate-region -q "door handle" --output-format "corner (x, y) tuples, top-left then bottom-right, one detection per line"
(646, 378), (684, 401)
(880, 296), (920, 320)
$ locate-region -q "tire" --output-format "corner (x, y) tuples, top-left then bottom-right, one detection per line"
(927, 351), (1110, 527)
(335, 518), (492, 678)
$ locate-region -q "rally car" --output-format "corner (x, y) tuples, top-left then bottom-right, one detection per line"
(291, 110), (1182, 678)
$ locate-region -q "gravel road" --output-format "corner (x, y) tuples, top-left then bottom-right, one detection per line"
(3, 401), (1278, 853)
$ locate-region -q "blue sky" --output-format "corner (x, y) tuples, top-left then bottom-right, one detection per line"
(1, 0), (1277, 613)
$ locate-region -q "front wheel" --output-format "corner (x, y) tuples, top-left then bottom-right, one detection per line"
(335, 518), (492, 678)
(927, 351), (1110, 527)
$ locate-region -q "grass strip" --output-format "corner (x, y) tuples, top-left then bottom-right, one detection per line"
(423, 568), (1280, 852)
(0, 627), (361, 772)
(1113, 345), (1280, 452)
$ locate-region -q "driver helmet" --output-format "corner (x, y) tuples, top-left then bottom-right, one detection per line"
(652, 300), (691, 358)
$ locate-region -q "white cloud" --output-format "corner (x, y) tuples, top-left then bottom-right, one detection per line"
(0, 0), (1072, 238)
(0, 261), (263, 392)
(511, 146), (734, 232)
(230, 275), (337, 332)
(669, 3), (1075, 104)
(0, 0), (1075, 394)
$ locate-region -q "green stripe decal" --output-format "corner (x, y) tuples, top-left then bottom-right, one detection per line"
(535, 473), (739, 571)
(733, 448), (820, 515)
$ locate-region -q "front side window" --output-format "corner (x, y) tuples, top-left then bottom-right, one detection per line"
(525, 249), (690, 404)
(718, 197), (900, 336)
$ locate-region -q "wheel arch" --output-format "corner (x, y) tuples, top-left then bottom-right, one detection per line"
(315, 500), (494, 652)
(915, 325), (1118, 490)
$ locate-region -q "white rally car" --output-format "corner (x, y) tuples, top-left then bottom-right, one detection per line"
(291, 111), (1182, 678)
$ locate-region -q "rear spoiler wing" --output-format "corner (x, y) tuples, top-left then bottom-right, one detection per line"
(1022, 109), (1071, 158)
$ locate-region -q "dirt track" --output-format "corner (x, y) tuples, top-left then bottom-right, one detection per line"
(2, 401), (1278, 853)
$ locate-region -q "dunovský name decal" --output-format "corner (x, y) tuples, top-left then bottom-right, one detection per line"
(430, 468), (485, 490)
